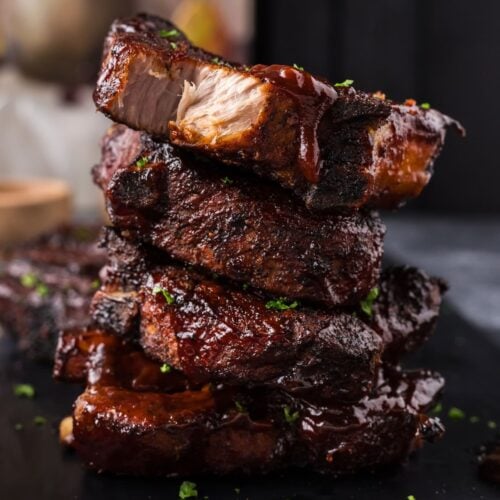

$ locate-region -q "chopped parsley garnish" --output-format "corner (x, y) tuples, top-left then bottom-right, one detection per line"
(211, 57), (222, 65)
(179, 480), (198, 499)
(13, 384), (35, 399)
(135, 156), (149, 168)
(170, 42), (178, 50)
(221, 176), (233, 185)
(91, 279), (100, 290)
(20, 272), (37, 288)
(487, 420), (497, 429)
(33, 416), (47, 426)
(14, 423), (23, 431)
(334, 79), (354, 88)
(283, 405), (300, 424)
(420, 102), (431, 110)
(35, 283), (49, 298)
(160, 363), (171, 374)
(22, 272), (50, 298)
(470, 415), (480, 423)
(153, 285), (175, 305)
(234, 401), (246, 413)
(448, 407), (465, 420)
(158, 28), (180, 39)
(360, 287), (379, 317)
(293, 63), (304, 71)
(430, 402), (443, 415)
(265, 298), (299, 311)
(407, 496), (416, 500)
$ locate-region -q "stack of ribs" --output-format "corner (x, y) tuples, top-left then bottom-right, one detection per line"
(54, 14), (462, 477)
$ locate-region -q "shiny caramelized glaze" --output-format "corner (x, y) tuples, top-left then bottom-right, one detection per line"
(250, 65), (337, 183)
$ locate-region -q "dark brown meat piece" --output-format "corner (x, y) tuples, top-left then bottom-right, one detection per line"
(94, 13), (462, 210)
(69, 338), (444, 477)
(87, 228), (445, 401)
(95, 124), (385, 307)
(55, 328), (444, 476)
(0, 224), (105, 359)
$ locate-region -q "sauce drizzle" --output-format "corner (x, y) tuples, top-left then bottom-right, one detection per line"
(250, 65), (338, 183)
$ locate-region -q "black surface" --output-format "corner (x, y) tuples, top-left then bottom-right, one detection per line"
(1, 303), (499, 500)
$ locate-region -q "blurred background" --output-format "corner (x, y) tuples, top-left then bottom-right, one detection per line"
(0, 1), (498, 333)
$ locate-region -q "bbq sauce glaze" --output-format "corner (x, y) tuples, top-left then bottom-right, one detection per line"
(250, 65), (338, 184)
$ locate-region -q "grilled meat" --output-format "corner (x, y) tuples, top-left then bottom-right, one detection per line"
(0, 225), (105, 359)
(94, 13), (462, 210)
(95, 124), (385, 307)
(55, 327), (444, 476)
(85, 228), (445, 401)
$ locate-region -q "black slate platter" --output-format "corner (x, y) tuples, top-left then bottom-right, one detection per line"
(1, 303), (499, 500)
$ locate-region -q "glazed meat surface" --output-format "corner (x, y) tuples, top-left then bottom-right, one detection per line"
(55, 327), (444, 477)
(87, 228), (445, 401)
(94, 13), (462, 210)
(95, 124), (385, 307)
(0, 225), (105, 359)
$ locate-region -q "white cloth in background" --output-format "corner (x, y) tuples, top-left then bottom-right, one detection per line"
(0, 68), (110, 212)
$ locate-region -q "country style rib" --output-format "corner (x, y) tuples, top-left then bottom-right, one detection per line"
(95, 124), (385, 307)
(94, 13), (463, 210)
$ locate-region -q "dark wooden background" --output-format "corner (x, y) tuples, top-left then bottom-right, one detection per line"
(254, 0), (500, 213)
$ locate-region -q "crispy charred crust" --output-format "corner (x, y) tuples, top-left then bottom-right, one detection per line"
(371, 266), (447, 362)
(84, 227), (446, 402)
(96, 124), (385, 307)
(68, 332), (444, 477)
(0, 225), (105, 360)
(94, 14), (463, 211)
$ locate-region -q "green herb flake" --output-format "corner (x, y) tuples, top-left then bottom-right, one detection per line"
(234, 401), (246, 413)
(470, 415), (480, 423)
(14, 423), (23, 431)
(170, 42), (178, 50)
(35, 283), (49, 298)
(13, 384), (35, 399)
(430, 402), (443, 415)
(265, 298), (299, 311)
(160, 363), (171, 374)
(293, 63), (304, 71)
(221, 176), (234, 185)
(179, 480), (198, 499)
(448, 406), (466, 420)
(152, 285), (175, 305)
(20, 273), (37, 288)
(158, 28), (180, 39)
(135, 156), (149, 168)
(283, 405), (300, 424)
(420, 102), (431, 110)
(407, 496), (416, 500)
(487, 420), (497, 429)
(91, 279), (100, 290)
(360, 287), (379, 317)
(334, 79), (354, 88)
(242, 283), (249, 291)
(33, 416), (47, 426)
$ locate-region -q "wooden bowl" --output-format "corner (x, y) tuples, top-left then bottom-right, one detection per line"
(0, 179), (72, 246)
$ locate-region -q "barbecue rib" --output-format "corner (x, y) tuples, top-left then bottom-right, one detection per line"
(94, 13), (462, 210)
(0, 225), (105, 359)
(84, 227), (445, 401)
(95, 124), (385, 307)
(54, 327), (444, 476)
